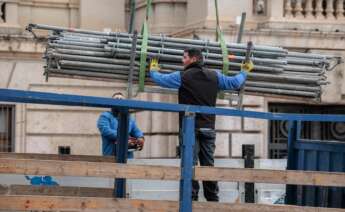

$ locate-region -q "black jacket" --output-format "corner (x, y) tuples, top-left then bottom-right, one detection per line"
(178, 62), (218, 129)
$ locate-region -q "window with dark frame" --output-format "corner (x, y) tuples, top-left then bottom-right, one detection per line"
(268, 103), (345, 159)
(58, 146), (71, 155)
(0, 105), (14, 152)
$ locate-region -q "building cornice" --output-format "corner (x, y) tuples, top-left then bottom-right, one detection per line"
(134, 0), (186, 10)
(18, 0), (79, 9)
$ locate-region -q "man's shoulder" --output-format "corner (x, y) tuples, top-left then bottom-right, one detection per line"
(100, 111), (113, 117)
(183, 67), (217, 78)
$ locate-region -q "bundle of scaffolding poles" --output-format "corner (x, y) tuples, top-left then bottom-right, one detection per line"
(27, 23), (343, 100)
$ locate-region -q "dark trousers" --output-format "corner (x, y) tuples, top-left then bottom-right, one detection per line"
(180, 128), (219, 201)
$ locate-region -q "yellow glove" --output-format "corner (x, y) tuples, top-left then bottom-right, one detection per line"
(149, 58), (160, 71)
(241, 60), (254, 72)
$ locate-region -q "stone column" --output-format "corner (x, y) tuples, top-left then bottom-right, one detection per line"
(268, 0), (285, 21)
(284, 0), (293, 18)
(294, 0), (304, 19)
(0, 1), (4, 23)
(315, 0), (325, 20)
(304, 0), (314, 19)
(336, 0), (345, 20)
(325, 0), (335, 20)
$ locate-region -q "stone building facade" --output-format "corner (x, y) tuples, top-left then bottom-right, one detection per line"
(0, 0), (344, 159)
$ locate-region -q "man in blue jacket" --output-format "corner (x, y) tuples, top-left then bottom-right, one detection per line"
(149, 48), (254, 202)
(97, 92), (144, 158)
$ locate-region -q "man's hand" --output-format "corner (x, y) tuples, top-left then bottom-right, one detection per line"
(241, 60), (254, 72)
(150, 58), (160, 71)
(137, 137), (145, 151)
(128, 137), (137, 149)
(128, 137), (145, 151)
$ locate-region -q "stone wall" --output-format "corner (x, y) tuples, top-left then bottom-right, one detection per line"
(80, 0), (125, 31)
(131, 0), (187, 34)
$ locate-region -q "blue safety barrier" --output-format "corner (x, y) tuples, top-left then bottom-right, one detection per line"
(286, 121), (345, 208)
(1, 88), (345, 212)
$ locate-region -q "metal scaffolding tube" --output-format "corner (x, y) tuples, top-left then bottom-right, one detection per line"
(51, 32), (335, 68)
(245, 81), (320, 92)
(54, 40), (106, 48)
(50, 47), (285, 73)
(48, 52), (133, 65)
(244, 87), (318, 97)
(104, 43), (287, 65)
(29, 24), (287, 53)
(47, 67), (320, 97)
(51, 57), (321, 85)
(52, 56), (318, 86)
(48, 37), (327, 73)
(59, 30), (286, 54)
(28, 23), (343, 99)
(48, 43), (105, 52)
(47, 68), (131, 80)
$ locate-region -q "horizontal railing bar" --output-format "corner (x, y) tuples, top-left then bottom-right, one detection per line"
(0, 152), (115, 162)
(0, 184), (113, 197)
(0, 195), (344, 212)
(1, 89), (345, 122)
(1, 158), (344, 187)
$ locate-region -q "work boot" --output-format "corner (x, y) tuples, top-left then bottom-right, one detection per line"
(192, 195), (199, 201)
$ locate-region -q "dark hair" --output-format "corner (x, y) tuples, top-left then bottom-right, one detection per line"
(112, 92), (124, 98)
(184, 48), (203, 63)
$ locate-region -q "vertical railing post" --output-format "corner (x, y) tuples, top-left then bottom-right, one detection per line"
(242, 144), (255, 203)
(179, 112), (195, 212)
(127, 30), (138, 99)
(285, 120), (299, 204)
(114, 107), (130, 198)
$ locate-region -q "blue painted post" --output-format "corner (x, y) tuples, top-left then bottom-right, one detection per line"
(285, 120), (298, 204)
(179, 112), (195, 212)
(114, 108), (129, 198)
(296, 121), (302, 140)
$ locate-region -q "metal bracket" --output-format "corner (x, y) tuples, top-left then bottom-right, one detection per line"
(228, 41), (253, 111)
(127, 30), (138, 99)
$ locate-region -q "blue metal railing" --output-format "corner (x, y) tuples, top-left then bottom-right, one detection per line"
(1, 88), (345, 212)
(286, 121), (345, 208)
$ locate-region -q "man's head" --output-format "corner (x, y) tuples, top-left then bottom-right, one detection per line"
(112, 92), (124, 100)
(111, 92), (124, 116)
(182, 48), (203, 68)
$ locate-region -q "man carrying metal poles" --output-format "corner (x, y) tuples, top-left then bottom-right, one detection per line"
(149, 48), (254, 201)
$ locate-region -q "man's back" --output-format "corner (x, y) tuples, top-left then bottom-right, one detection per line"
(178, 62), (218, 129)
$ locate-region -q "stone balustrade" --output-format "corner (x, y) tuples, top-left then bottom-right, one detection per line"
(284, 0), (345, 20)
(0, 1), (6, 24)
